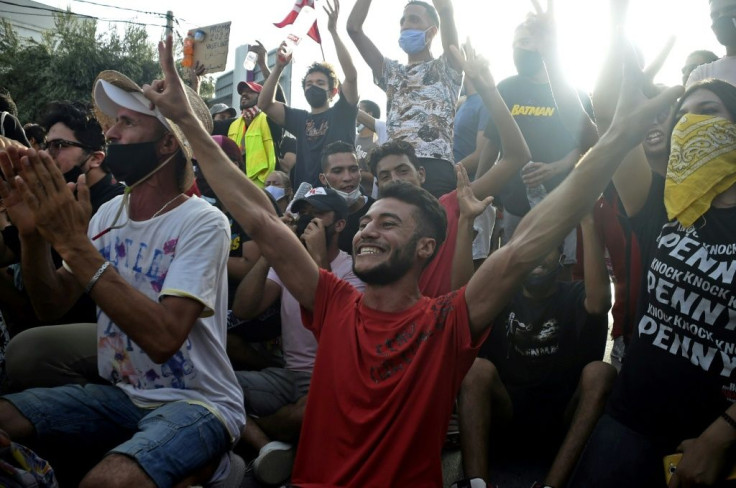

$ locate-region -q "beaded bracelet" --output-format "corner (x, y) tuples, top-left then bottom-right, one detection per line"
(85, 261), (111, 294)
(721, 412), (736, 431)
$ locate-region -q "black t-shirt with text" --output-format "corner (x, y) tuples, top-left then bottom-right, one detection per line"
(608, 174), (736, 449)
(484, 75), (594, 216)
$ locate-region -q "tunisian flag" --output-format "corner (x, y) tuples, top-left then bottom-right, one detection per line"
(274, 0), (322, 43)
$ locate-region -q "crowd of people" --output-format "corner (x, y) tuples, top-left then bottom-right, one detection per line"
(0, 0), (734, 487)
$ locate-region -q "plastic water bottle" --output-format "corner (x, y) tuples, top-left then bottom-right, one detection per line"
(281, 5), (318, 57)
(527, 184), (547, 208)
(523, 162), (547, 208)
(243, 51), (258, 71)
(285, 182), (312, 216)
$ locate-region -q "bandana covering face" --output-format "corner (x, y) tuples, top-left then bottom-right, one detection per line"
(666, 113), (736, 227)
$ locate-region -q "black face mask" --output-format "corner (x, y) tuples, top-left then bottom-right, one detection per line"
(513, 48), (544, 77)
(305, 85), (328, 108)
(523, 263), (562, 296)
(106, 141), (167, 187)
(63, 163), (85, 184)
(713, 16), (736, 47)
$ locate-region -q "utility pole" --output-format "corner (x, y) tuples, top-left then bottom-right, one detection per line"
(165, 11), (173, 38)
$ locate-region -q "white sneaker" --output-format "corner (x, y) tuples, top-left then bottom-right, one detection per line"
(253, 441), (294, 485)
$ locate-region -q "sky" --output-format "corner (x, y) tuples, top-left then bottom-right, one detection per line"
(32, 0), (723, 111)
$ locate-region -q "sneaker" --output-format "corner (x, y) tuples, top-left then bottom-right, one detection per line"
(253, 441), (294, 485)
(451, 478), (488, 488)
(530, 483), (554, 488)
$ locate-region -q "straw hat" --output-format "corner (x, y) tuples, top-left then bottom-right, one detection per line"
(92, 70), (213, 189)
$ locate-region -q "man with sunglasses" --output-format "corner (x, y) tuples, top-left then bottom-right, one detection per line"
(41, 101), (124, 212)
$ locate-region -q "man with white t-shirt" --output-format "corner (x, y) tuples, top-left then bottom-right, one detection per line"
(687, 0), (736, 86)
(232, 187), (364, 485)
(0, 70), (245, 487)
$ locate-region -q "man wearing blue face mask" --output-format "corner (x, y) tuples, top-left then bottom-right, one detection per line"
(347, 0), (463, 199)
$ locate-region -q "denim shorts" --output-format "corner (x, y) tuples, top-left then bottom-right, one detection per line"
(4, 383), (230, 487)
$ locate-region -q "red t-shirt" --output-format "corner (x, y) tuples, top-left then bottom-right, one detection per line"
(419, 190), (459, 298)
(293, 269), (482, 487)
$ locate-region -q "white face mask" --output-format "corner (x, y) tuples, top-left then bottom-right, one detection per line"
(330, 185), (362, 206)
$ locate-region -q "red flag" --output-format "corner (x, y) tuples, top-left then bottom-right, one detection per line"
(274, 0), (322, 44)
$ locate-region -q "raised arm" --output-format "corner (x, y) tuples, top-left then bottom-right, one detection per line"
(453, 46), (530, 201)
(593, 1), (653, 218)
(256, 44), (289, 127)
(531, 0), (598, 152)
(464, 50), (684, 342)
(579, 211), (611, 315)
(433, 0), (460, 70)
(346, 0), (383, 80)
(0, 148), (82, 321)
(251, 40), (271, 79)
(325, 0), (359, 105)
(146, 36), (320, 311)
(451, 165), (493, 290)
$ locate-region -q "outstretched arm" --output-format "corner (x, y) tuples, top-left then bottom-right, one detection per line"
(326, 0), (359, 105)
(451, 45), (530, 201)
(531, 0), (598, 152)
(256, 44), (289, 127)
(464, 49), (683, 342)
(346, 0), (383, 80)
(451, 165), (493, 290)
(433, 0), (461, 70)
(145, 36), (320, 311)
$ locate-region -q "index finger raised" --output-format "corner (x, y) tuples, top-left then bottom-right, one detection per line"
(158, 35), (178, 80)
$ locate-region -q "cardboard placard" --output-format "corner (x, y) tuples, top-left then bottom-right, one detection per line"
(189, 21), (231, 74)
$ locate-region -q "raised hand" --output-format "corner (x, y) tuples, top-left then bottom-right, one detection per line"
(609, 44), (684, 150)
(0, 147), (37, 236)
(325, 0), (340, 33)
(456, 164), (492, 220)
(449, 42), (495, 93)
(249, 40), (268, 62)
(11, 148), (92, 248)
(529, 0), (556, 58)
(142, 35), (193, 125)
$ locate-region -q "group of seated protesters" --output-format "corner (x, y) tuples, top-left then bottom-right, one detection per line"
(0, 0), (735, 487)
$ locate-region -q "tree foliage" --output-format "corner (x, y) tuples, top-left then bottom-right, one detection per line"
(0, 13), (160, 124)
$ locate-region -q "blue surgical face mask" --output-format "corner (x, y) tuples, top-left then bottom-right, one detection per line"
(399, 28), (430, 55)
(265, 184), (286, 201)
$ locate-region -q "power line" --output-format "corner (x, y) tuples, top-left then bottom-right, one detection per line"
(70, 0), (166, 18)
(0, 2), (168, 28)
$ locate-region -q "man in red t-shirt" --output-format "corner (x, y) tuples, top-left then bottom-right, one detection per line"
(146, 34), (682, 488)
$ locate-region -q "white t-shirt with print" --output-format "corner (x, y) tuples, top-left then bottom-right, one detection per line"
(88, 195), (246, 439)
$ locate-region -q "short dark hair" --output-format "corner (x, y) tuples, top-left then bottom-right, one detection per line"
(0, 88), (18, 117)
(302, 62), (339, 92)
(321, 141), (357, 171)
(687, 49), (719, 65)
(674, 79), (736, 127)
(41, 101), (106, 152)
(379, 181), (446, 263)
(22, 123), (46, 145)
(406, 1), (439, 27)
(368, 140), (421, 176)
(359, 100), (381, 119)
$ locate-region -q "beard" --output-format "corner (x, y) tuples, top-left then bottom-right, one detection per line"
(353, 234), (418, 286)
(240, 97), (257, 111)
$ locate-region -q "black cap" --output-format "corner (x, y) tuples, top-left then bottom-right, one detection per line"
(291, 187), (349, 220)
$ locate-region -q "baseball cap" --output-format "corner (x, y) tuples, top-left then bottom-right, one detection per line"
(209, 103), (231, 116)
(291, 187), (348, 220)
(237, 81), (263, 95)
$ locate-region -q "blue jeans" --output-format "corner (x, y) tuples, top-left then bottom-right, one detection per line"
(4, 384), (230, 487)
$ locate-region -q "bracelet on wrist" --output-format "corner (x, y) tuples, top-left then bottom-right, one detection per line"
(85, 261), (111, 294)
